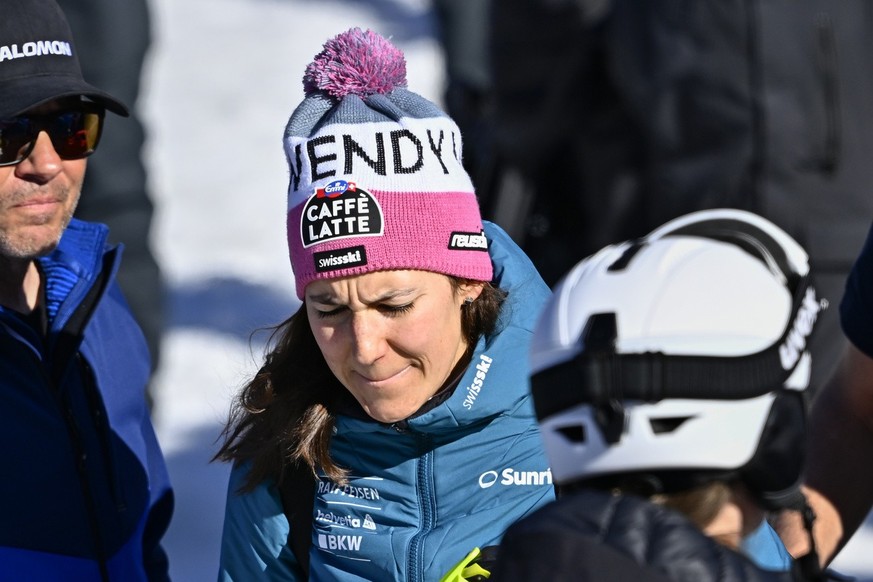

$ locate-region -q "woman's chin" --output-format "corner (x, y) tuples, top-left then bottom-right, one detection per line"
(362, 402), (419, 424)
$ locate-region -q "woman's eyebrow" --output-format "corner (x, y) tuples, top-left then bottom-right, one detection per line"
(371, 288), (416, 302)
(306, 293), (338, 305)
(306, 288), (418, 305)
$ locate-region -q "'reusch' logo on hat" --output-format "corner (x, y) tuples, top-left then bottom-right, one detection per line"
(448, 230), (488, 251)
(301, 180), (384, 248)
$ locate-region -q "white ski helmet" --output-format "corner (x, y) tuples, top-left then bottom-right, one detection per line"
(530, 209), (825, 510)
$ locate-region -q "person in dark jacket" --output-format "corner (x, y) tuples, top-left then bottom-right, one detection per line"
(56, 0), (165, 405)
(492, 209), (829, 581)
(488, 0), (873, 394)
(0, 0), (173, 580)
(776, 222), (873, 565)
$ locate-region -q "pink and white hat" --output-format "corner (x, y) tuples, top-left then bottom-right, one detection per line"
(284, 28), (493, 299)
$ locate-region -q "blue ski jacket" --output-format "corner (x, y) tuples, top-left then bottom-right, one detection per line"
(0, 219), (173, 581)
(219, 222), (554, 581)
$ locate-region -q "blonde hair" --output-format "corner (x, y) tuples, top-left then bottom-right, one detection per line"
(650, 481), (733, 535)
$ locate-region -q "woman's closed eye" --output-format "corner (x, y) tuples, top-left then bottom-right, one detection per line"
(378, 302), (414, 317)
(314, 305), (348, 319)
(313, 302), (414, 319)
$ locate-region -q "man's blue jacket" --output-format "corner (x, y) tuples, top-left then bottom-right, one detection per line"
(0, 219), (173, 581)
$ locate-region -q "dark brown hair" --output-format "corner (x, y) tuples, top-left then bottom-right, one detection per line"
(214, 277), (506, 489)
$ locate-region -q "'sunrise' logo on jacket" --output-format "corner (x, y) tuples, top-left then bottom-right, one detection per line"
(478, 467), (553, 489)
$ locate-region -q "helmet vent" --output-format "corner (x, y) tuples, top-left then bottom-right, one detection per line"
(649, 416), (694, 434)
(607, 241), (645, 272)
(556, 425), (587, 443)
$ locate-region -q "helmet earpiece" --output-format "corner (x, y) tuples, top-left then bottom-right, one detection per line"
(739, 389), (808, 510)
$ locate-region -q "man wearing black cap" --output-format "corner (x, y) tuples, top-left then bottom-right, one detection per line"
(0, 0), (173, 580)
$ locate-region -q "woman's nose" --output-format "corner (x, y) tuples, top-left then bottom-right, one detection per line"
(349, 313), (385, 365)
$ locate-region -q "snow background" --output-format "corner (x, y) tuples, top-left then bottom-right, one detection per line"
(138, 0), (873, 579)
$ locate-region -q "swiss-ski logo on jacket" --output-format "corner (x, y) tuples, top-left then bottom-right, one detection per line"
(462, 354), (493, 410)
(301, 181), (384, 248)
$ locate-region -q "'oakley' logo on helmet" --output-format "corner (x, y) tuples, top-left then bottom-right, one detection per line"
(779, 287), (822, 370)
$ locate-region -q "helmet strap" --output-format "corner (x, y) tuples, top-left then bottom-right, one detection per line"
(793, 501), (826, 582)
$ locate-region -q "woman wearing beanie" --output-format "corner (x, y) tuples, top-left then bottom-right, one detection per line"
(215, 28), (553, 581)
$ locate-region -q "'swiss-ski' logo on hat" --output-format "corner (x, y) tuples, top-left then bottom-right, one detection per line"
(314, 245), (368, 273)
(301, 180), (384, 248)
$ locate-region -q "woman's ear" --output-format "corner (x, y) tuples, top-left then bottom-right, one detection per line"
(459, 281), (486, 303)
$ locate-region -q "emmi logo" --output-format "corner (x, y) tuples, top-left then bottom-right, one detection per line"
(318, 534), (363, 551)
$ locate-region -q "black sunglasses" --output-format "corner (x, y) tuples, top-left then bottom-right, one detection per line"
(0, 103), (105, 167)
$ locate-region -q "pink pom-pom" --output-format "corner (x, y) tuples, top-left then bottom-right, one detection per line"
(303, 28), (407, 99)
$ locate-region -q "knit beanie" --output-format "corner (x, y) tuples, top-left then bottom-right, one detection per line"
(285, 28), (493, 299)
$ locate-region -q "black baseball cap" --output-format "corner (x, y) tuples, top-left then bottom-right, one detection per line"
(0, 0), (128, 119)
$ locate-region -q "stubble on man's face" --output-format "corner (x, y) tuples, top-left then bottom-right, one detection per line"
(0, 159), (85, 260)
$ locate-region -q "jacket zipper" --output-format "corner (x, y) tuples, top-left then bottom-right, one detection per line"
(79, 354), (127, 514)
(407, 433), (435, 582)
(9, 319), (112, 582)
(57, 386), (111, 582)
(45, 253), (116, 582)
